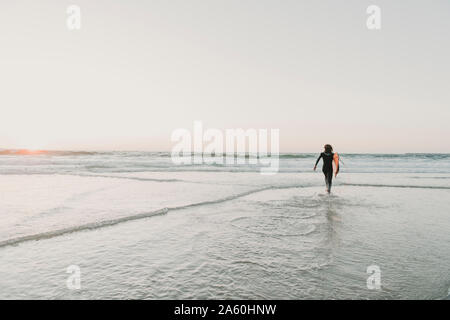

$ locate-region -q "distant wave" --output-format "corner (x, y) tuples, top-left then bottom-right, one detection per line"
(0, 149), (99, 156)
(278, 154), (315, 159)
(0, 184), (309, 248)
(342, 183), (450, 190)
(341, 153), (450, 160)
(409, 176), (450, 179)
(61, 173), (220, 184)
(55, 173), (185, 183)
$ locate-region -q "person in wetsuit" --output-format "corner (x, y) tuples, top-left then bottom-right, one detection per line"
(314, 144), (338, 193)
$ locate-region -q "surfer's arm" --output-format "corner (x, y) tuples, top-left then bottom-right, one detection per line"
(314, 153), (322, 170)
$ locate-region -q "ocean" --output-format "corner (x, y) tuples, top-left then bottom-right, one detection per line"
(0, 151), (449, 299)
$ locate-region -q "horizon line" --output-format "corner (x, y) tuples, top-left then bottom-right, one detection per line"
(0, 148), (449, 155)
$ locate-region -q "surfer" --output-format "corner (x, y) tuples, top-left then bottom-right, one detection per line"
(314, 144), (339, 193)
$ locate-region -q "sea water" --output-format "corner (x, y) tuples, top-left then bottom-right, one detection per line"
(0, 152), (449, 299)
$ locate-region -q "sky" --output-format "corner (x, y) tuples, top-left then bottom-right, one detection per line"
(0, 0), (449, 153)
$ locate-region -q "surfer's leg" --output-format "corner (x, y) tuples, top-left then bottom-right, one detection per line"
(323, 170), (330, 192)
(323, 170), (332, 193)
(328, 171), (333, 192)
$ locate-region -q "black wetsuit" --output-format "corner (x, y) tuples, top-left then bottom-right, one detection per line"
(315, 152), (337, 192)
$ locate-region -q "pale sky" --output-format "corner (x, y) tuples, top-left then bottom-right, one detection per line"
(0, 0), (449, 153)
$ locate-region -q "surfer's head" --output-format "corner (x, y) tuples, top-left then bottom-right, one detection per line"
(324, 144), (333, 153)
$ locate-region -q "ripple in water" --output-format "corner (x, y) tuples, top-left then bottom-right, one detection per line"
(230, 215), (316, 237)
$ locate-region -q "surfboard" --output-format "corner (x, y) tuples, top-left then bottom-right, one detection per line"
(333, 153), (339, 176)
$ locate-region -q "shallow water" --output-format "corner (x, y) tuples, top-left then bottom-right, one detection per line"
(0, 153), (449, 299)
